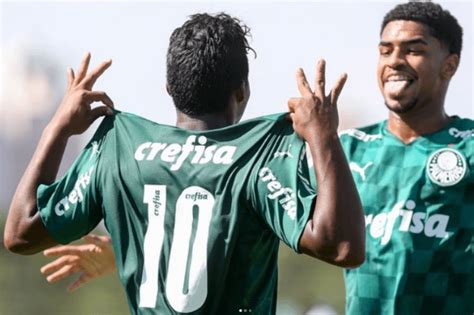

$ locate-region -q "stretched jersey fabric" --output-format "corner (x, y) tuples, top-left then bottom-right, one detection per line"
(37, 111), (316, 315)
(340, 117), (474, 315)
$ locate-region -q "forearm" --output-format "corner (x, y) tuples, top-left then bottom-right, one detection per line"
(5, 123), (69, 254)
(5, 53), (113, 255)
(304, 133), (365, 266)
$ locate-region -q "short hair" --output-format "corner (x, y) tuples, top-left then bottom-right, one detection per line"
(166, 13), (255, 115)
(381, 1), (463, 57)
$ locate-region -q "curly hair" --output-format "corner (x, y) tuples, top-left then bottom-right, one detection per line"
(381, 1), (463, 57)
(166, 13), (255, 115)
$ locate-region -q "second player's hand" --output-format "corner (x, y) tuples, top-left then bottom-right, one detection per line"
(288, 59), (347, 142)
(49, 52), (114, 137)
(40, 234), (116, 292)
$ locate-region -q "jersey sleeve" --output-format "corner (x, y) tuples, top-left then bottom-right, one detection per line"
(37, 117), (114, 244)
(248, 130), (316, 253)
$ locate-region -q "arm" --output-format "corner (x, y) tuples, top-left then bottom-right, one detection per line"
(4, 53), (114, 255)
(289, 60), (365, 268)
(41, 234), (116, 292)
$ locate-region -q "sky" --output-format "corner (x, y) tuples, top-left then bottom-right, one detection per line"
(1, 0), (472, 137)
(0, 1), (472, 204)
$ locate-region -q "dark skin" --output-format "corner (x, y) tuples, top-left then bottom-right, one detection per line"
(378, 20), (460, 143)
(5, 53), (364, 269)
(4, 53), (114, 254)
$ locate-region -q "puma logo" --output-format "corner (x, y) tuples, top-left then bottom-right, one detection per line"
(349, 161), (373, 181)
(274, 144), (294, 158)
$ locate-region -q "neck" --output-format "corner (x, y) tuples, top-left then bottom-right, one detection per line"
(176, 111), (237, 131)
(387, 108), (451, 144)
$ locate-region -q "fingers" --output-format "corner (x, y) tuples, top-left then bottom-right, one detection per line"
(330, 73), (348, 105)
(44, 264), (78, 283)
(83, 234), (112, 245)
(67, 67), (75, 90)
(41, 255), (78, 276)
(90, 106), (114, 122)
(85, 91), (114, 108)
(287, 97), (300, 112)
(296, 68), (313, 97)
(314, 59), (326, 99)
(44, 245), (86, 257)
(74, 52), (91, 85)
(68, 273), (92, 292)
(82, 59), (112, 90)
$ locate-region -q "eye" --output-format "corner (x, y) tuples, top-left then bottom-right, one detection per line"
(407, 47), (424, 55)
(379, 48), (391, 56)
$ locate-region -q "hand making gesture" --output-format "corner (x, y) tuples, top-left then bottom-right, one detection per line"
(287, 59), (347, 142)
(50, 52), (114, 137)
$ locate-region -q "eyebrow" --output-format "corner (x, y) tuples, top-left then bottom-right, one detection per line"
(379, 38), (429, 46)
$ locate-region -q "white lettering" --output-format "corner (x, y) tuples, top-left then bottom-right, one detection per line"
(134, 136), (236, 171)
(54, 166), (95, 217)
(135, 142), (152, 160)
(366, 200), (451, 244)
(424, 214), (449, 238)
(258, 167), (297, 220)
(339, 129), (382, 142)
(449, 127), (474, 139)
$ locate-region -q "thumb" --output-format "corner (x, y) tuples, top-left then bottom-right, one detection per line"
(90, 106), (114, 122)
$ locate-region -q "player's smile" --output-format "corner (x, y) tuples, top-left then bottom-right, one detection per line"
(377, 20), (452, 115)
(382, 72), (416, 99)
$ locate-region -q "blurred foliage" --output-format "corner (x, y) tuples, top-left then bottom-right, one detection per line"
(0, 213), (344, 315)
(278, 246), (345, 314)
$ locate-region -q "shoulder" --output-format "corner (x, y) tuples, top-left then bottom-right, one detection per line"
(338, 121), (384, 145)
(447, 117), (474, 140)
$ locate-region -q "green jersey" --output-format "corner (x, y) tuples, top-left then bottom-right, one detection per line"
(37, 111), (316, 314)
(341, 117), (474, 315)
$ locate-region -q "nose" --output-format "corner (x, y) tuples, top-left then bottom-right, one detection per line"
(386, 48), (405, 68)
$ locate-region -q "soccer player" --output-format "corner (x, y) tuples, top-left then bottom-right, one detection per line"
(37, 2), (474, 314)
(340, 2), (473, 314)
(4, 13), (365, 314)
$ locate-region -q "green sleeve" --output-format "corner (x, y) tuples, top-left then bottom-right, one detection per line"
(37, 117), (114, 244)
(248, 131), (316, 253)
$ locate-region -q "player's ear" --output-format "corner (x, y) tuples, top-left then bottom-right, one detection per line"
(166, 84), (171, 96)
(235, 79), (250, 105)
(441, 54), (459, 80)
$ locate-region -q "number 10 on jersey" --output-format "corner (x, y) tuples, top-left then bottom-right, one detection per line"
(139, 185), (215, 312)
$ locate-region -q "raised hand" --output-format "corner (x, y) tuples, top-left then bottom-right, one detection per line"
(287, 59), (347, 142)
(40, 234), (116, 292)
(50, 52), (114, 137)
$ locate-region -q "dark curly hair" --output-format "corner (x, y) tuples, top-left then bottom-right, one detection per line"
(381, 1), (463, 57)
(166, 13), (255, 115)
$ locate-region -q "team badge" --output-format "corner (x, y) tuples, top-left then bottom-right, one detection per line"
(426, 148), (467, 186)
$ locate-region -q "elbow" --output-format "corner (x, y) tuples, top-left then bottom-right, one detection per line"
(331, 241), (365, 268)
(4, 234), (30, 255)
(4, 208), (44, 255)
(301, 228), (366, 268)
(3, 230), (39, 255)
(311, 241), (365, 268)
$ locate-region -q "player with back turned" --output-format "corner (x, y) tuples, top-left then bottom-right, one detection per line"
(4, 13), (365, 314)
(28, 2), (473, 314)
